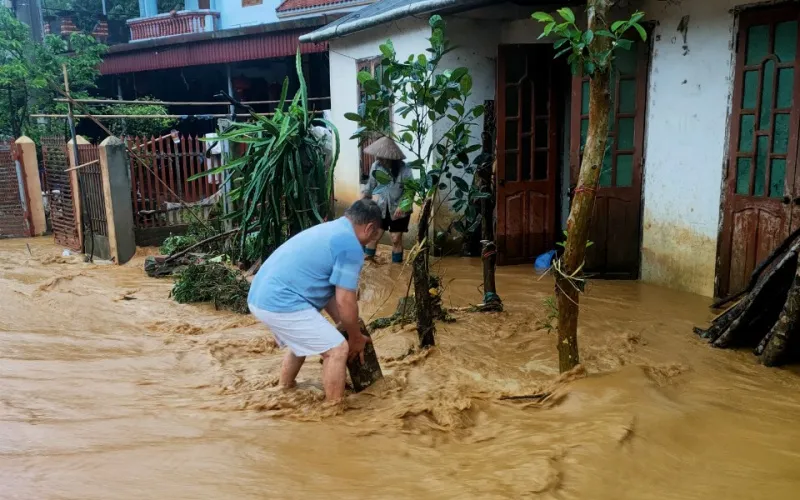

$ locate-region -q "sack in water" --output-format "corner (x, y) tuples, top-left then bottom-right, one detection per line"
(534, 250), (557, 274)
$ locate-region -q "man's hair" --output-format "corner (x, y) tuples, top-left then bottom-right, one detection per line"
(345, 199), (382, 226)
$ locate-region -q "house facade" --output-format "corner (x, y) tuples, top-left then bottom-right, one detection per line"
(90, 1), (377, 136)
(304, 0), (800, 299)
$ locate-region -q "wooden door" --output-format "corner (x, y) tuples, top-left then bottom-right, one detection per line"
(496, 45), (559, 265)
(719, 6), (800, 297)
(569, 40), (649, 279)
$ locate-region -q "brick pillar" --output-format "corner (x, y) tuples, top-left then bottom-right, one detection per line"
(67, 135), (89, 249)
(98, 136), (136, 265)
(14, 137), (47, 236)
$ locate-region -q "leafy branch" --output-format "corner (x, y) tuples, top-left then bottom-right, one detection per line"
(533, 8), (647, 75)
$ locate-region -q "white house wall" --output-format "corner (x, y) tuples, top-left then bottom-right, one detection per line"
(326, 0), (783, 298)
(329, 17), (433, 210)
(638, 0), (755, 297)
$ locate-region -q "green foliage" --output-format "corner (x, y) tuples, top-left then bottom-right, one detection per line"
(171, 262), (250, 314)
(104, 99), (176, 138)
(0, 7), (106, 138)
(450, 152), (493, 238)
(532, 8), (647, 75)
(46, 0), (185, 28)
(160, 234), (197, 255)
(538, 295), (559, 333)
(347, 15), (485, 221)
(198, 51), (339, 263)
(555, 229), (593, 249)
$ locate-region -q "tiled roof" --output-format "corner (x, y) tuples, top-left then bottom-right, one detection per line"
(277, 0), (365, 13)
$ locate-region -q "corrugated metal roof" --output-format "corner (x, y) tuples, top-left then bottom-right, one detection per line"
(100, 29), (327, 75)
(277, 0), (365, 13)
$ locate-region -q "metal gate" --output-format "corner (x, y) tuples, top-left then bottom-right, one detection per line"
(76, 144), (111, 259)
(0, 140), (30, 239)
(41, 137), (81, 251)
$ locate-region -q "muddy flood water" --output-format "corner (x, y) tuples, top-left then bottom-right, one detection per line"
(2, 238), (800, 499)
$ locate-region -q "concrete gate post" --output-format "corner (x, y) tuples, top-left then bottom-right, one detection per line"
(14, 137), (47, 236)
(98, 136), (136, 265)
(67, 135), (90, 249)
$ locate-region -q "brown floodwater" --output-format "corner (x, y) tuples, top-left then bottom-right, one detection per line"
(1, 237), (800, 499)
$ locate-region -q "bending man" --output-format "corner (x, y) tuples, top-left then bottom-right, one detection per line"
(248, 200), (382, 401)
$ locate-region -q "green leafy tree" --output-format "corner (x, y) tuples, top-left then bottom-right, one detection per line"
(103, 99), (176, 138)
(347, 15), (487, 347)
(0, 6), (106, 138)
(532, 2), (646, 372)
(44, 0), (185, 27)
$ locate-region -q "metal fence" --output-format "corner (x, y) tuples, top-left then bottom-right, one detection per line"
(75, 144), (108, 237)
(41, 137), (80, 250)
(0, 140), (29, 239)
(127, 134), (223, 230)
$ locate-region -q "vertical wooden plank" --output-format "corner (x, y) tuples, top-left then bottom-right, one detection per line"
(181, 134), (189, 201)
(144, 136), (156, 228)
(159, 135), (169, 226)
(134, 137), (146, 229)
(187, 134), (197, 202)
(165, 133), (176, 204)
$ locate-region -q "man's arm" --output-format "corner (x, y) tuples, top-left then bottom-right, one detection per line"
(335, 287), (361, 339)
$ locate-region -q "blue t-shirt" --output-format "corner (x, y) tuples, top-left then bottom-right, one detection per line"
(247, 217), (364, 313)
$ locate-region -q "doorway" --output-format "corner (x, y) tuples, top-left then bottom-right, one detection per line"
(496, 44), (564, 265)
(719, 5), (800, 297)
(568, 38), (650, 279)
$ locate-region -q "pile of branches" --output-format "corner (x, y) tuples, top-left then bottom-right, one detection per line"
(695, 228), (800, 366)
(171, 262), (250, 314)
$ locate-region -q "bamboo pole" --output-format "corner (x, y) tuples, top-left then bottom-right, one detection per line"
(31, 112), (324, 119)
(65, 159), (100, 172)
(52, 97), (330, 106)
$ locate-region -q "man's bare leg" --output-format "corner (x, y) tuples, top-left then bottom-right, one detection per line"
(320, 340), (349, 401)
(280, 351), (306, 389)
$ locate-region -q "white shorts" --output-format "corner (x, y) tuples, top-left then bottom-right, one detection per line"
(248, 304), (346, 357)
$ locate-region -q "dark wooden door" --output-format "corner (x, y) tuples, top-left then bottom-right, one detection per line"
(569, 40), (649, 279)
(719, 6), (800, 297)
(496, 45), (559, 265)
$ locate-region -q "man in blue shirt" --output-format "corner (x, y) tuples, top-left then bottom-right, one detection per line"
(248, 200), (383, 401)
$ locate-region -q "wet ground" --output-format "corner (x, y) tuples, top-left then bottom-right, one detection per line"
(2, 237), (800, 499)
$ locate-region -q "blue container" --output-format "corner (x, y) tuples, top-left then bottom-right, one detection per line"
(534, 250), (557, 274)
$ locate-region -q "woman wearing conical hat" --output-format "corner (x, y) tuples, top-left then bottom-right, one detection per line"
(361, 137), (413, 264)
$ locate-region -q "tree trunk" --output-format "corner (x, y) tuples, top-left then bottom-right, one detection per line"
(477, 156), (502, 310)
(555, 0), (612, 373)
(414, 197), (435, 347)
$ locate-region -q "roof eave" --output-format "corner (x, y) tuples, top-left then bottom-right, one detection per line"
(299, 0), (490, 43)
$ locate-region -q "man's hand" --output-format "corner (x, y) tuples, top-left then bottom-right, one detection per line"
(393, 208), (404, 220)
(347, 332), (372, 364)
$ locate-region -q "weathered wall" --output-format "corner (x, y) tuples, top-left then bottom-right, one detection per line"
(329, 17), (432, 213)
(638, 0), (752, 297)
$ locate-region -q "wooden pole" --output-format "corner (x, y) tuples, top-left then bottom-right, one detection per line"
(30, 112), (323, 119)
(63, 64), (91, 259)
(52, 97), (330, 106)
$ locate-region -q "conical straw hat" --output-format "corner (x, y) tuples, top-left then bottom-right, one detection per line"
(364, 136), (406, 160)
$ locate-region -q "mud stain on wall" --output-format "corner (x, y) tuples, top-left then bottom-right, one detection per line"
(641, 212), (717, 297)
